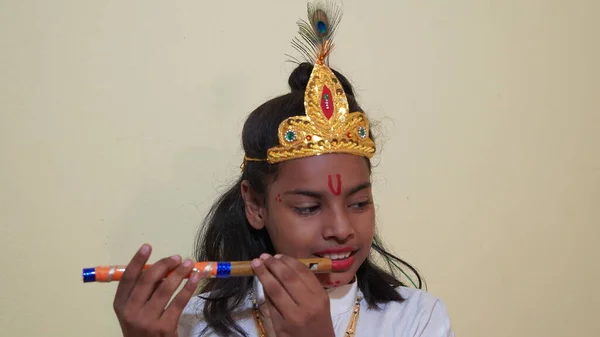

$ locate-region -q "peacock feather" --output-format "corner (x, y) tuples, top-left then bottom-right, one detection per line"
(288, 0), (343, 65)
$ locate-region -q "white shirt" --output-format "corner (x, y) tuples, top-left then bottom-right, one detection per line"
(179, 277), (454, 336)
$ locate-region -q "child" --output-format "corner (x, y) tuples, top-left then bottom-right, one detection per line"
(111, 1), (454, 336)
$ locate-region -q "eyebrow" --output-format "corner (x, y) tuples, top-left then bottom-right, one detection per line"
(283, 182), (371, 198)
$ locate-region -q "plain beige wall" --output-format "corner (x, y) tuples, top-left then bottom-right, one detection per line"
(1, 0), (598, 336)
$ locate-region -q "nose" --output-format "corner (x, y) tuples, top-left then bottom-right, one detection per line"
(322, 205), (355, 242)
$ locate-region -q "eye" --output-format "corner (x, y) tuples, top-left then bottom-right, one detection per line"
(349, 200), (371, 210)
(293, 205), (320, 216)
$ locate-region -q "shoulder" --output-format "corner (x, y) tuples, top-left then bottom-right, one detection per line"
(180, 293), (208, 317)
(178, 292), (254, 337)
(396, 286), (449, 314)
(367, 286), (454, 337)
(178, 294), (209, 337)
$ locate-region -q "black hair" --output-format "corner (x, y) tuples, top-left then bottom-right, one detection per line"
(193, 62), (423, 336)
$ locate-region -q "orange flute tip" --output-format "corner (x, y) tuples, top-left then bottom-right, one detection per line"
(95, 266), (126, 282)
(94, 267), (109, 281)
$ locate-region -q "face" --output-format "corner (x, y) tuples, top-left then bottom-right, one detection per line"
(243, 153), (375, 288)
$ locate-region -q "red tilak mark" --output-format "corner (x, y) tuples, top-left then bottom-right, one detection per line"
(275, 193), (282, 203)
(320, 86), (334, 120)
(335, 280), (341, 284)
(328, 174), (342, 195)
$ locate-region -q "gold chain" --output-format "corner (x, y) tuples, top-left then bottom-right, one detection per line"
(250, 292), (362, 337)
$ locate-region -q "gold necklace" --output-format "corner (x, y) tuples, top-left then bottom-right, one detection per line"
(250, 291), (362, 337)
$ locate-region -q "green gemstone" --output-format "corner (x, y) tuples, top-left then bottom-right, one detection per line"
(358, 126), (367, 138)
(285, 130), (296, 142)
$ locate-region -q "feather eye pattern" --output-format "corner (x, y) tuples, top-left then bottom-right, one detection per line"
(288, 0), (343, 65)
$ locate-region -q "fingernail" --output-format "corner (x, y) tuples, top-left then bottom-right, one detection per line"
(259, 253), (270, 260)
(171, 255), (181, 262)
(274, 254), (282, 259)
(251, 259), (261, 267)
(140, 244), (150, 255)
(183, 259), (192, 267)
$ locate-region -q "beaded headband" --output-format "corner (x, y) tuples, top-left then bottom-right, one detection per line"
(242, 0), (375, 169)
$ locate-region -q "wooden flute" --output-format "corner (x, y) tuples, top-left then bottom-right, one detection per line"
(82, 258), (332, 283)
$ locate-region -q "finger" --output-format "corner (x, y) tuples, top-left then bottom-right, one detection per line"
(275, 254), (323, 294)
(264, 292), (285, 331)
(142, 259), (196, 317)
(128, 254), (183, 309)
(114, 244), (152, 308)
(161, 267), (203, 324)
(262, 254), (313, 305)
(150, 279), (164, 295)
(251, 256), (296, 316)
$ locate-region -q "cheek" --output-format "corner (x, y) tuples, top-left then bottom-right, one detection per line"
(347, 214), (375, 273)
(354, 210), (376, 246)
(264, 212), (321, 255)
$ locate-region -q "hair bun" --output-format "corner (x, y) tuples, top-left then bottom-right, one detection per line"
(288, 62), (313, 91)
(287, 62), (356, 97)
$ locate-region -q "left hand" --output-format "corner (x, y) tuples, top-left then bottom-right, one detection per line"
(251, 254), (335, 337)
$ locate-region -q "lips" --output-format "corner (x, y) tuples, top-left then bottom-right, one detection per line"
(330, 253), (355, 271)
(314, 247), (357, 272)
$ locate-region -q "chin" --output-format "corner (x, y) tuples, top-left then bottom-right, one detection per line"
(317, 256), (363, 288)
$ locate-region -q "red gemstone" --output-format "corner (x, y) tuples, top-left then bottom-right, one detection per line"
(306, 135), (312, 141)
(347, 132), (352, 138)
(320, 86), (334, 120)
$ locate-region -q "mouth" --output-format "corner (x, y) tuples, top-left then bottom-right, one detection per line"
(314, 249), (357, 272)
(314, 251), (353, 260)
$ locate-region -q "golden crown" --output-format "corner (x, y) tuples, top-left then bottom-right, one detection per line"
(266, 63), (375, 163)
(243, 1), (375, 167)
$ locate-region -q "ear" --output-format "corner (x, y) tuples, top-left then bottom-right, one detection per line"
(240, 180), (266, 230)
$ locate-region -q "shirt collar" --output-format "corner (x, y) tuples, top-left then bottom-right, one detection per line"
(251, 276), (359, 318)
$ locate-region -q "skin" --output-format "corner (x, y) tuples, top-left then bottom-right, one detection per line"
(242, 153), (375, 337)
(113, 246), (200, 337)
(112, 153), (375, 337)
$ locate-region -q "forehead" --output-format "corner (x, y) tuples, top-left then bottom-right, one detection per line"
(273, 154), (370, 188)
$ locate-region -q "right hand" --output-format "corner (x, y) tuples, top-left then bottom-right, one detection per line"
(113, 244), (202, 337)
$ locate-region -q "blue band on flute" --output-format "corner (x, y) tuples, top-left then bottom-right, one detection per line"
(82, 268), (96, 282)
(216, 262), (231, 278)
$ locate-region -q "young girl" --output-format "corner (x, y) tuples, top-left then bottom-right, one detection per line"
(111, 2), (454, 336)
